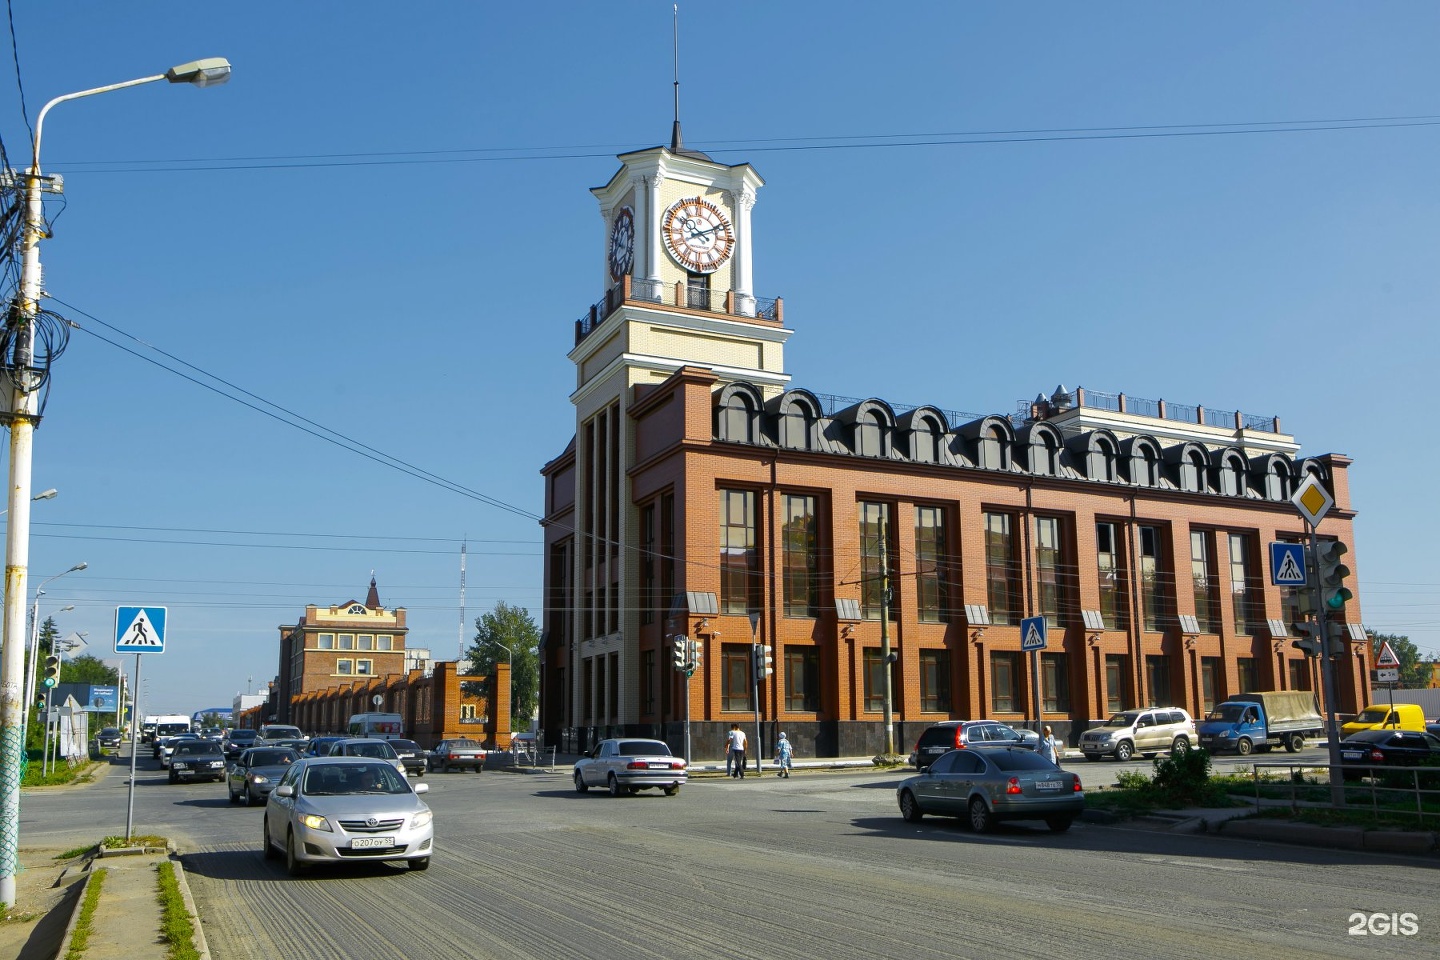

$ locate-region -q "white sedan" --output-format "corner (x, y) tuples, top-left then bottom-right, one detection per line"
(574, 738), (686, 797)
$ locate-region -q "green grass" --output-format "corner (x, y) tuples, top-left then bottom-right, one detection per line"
(101, 834), (167, 850)
(63, 867), (106, 960)
(55, 844), (94, 861)
(21, 760), (99, 788)
(155, 861), (201, 960)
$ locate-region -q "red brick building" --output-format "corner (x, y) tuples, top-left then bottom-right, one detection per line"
(539, 133), (1368, 760)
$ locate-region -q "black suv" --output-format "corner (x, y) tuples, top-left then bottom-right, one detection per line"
(910, 720), (1039, 770)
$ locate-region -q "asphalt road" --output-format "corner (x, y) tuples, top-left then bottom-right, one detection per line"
(21, 749), (1440, 960)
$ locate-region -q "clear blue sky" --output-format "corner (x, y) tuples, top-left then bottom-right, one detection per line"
(2, 3), (1436, 716)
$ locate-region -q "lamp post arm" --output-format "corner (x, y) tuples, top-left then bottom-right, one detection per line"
(31, 75), (166, 171)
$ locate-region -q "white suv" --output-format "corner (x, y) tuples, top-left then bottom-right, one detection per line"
(1079, 707), (1196, 762)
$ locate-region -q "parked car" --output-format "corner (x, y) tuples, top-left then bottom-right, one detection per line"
(158, 734), (200, 767)
(1079, 707), (1195, 762)
(95, 727), (123, 750)
(265, 738), (310, 754)
(573, 738), (686, 797)
(222, 729), (261, 762)
(168, 739), (227, 783)
(1339, 729), (1440, 781)
(262, 757), (433, 875)
(430, 739), (487, 773)
(897, 746), (1084, 833)
(389, 739), (428, 777)
(909, 720), (1039, 770)
(327, 738), (406, 774)
(305, 736), (346, 758)
(228, 747), (302, 805)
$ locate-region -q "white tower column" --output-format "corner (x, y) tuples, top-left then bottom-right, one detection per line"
(732, 184), (757, 316)
(639, 172), (663, 301)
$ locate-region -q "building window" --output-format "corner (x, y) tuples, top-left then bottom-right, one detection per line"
(1105, 655), (1129, 713)
(914, 505), (947, 623)
(1042, 653), (1070, 713)
(660, 493), (675, 622)
(722, 644), (752, 712)
(984, 511), (1019, 625)
(1201, 657), (1221, 714)
(719, 391), (754, 444)
(339, 634), (355, 650)
(336, 659), (353, 676)
(358, 634), (374, 651)
(686, 270), (711, 309)
(1288, 658), (1311, 692)
(991, 652), (1020, 713)
(1236, 656), (1259, 694)
(1096, 522), (1126, 631)
(720, 489), (760, 615)
(1191, 531), (1218, 633)
(377, 635), (393, 651)
(1139, 525), (1165, 632)
(1145, 655), (1171, 705)
(641, 650), (655, 715)
(784, 646), (820, 711)
(1229, 533), (1259, 635)
(641, 503), (656, 624)
(356, 659), (373, 676)
(859, 502), (898, 620)
(459, 703), (477, 721)
(862, 647), (887, 713)
(317, 634), (334, 650)
(919, 649), (952, 712)
(782, 494), (820, 618)
(1035, 516), (1067, 628)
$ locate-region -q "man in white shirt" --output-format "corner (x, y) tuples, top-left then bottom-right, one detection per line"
(727, 724), (748, 779)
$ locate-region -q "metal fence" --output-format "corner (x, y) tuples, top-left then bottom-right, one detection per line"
(1251, 761), (1440, 823)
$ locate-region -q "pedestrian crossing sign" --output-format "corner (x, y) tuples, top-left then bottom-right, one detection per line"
(1269, 542), (1307, 586)
(115, 606), (167, 654)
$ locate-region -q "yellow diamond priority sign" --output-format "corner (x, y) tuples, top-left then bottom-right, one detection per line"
(1291, 474), (1334, 527)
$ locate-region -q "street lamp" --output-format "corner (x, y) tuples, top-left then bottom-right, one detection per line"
(483, 638), (515, 728)
(0, 56), (231, 910)
(0, 488), (59, 518)
(22, 562), (86, 723)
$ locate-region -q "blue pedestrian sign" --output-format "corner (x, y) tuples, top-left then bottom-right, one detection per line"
(115, 606), (167, 654)
(1020, 615), (1047, 651)
(1269, 542), (1307, 586)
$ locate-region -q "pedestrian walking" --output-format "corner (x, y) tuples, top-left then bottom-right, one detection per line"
(1038, 725), (1060, 766)
(775, 731), (793, 778)
(728, 723), (748, 778)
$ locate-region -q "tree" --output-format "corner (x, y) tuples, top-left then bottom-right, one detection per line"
(1369, 632), (1433, 689)
(463, 602), (540, 727)
(61, 654), (118, 686)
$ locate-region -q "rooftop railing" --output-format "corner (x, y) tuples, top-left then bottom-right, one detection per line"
(575, 275), (783, 346)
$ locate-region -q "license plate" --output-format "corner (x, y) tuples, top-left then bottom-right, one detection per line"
(208, 762), (224, 768)
(1341, 751), (1362, 762)
(350, 837), (395, 850)
(1036, 780), (1062, 790)
(648, 762), (670, 769)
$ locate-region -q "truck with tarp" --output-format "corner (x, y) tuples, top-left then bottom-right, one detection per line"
(1197, 690), (1324, 755)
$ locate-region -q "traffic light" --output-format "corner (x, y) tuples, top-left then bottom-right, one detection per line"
(1317, 540), (1352, 611)
(1326, 622), (1348, 658)
(754, 643), (773, 678)
(672, 636), (687, 670)
(688, 638), (702, 671)
(42, 655), (60, 688)
(1290, 621), (1320, 658)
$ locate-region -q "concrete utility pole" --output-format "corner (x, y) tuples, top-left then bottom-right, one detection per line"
(0, 57), (231, 909)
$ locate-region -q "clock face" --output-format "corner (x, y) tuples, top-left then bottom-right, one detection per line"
(661, 197), (735, 273)
(608, 206), (634, 281)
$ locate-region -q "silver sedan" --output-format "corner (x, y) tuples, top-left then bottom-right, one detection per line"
(896, 746), (1084, 833)
(573, 738), (686, 797)
(262, 757), (433, 875)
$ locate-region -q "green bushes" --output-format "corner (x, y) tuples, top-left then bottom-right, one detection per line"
(1115, 749), (1236, 808)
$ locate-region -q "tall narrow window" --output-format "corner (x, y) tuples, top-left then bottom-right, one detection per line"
(640, 650), (655, 715)
(1236, 656), (1259, 694)
(1035, 516), (1066, 627)
(1191, 530), (1218, 633)
(1288, 659), (1311, 692)
(720, 489), (760, 615)
(919, 649), (952, 712)
(686, 270), (711, 309)
(1228, 533), (1257, 634)
(660, 494), (675, 619)
(1096, 522), (1126, 631)
(784, 646), (820, 711)
(1105, 655), (1130, 713)
(1145, 655), (1172, 705)
(722, 644), (752, 712)
(1139, 525), (1165, 632)
(1042, 653), (1070, 713)
(1200, 657), (1221, 713)
(782, 494), (819, 618)
(859, 502), (897, 620)
(640, 505), (656, 624)
(991, 652), (1020, 712)
(862, 647), (886, 712)
(984, 512), (1018, 625)
(914, 505), (947, 623)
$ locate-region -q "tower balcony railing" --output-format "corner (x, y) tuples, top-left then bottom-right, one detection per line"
(575, 274), (783, 346)
(1018, 386), (1283, 435)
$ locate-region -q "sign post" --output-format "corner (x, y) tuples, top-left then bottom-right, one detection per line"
(116, 606), (166, 842)
(1020, 616), (1047, 738)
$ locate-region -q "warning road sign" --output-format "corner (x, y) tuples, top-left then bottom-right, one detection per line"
(1375, 641), (1400, 669)
(1269, 542), (1307, 586)
(115, 606), (167, 654)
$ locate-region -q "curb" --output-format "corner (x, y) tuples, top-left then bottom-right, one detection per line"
(54, 864), (98, 959)
(1219, 819), (1436, 854)
(171, 853), (211, 960)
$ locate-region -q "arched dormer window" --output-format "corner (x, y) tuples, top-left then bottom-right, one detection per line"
(775, 392), (819, 451)
(1087, 436), (1117, 482)
(1217, 451), (1248, 497)
(1140, 446), (1159, 486)
(912, 415), (942, 463)
(856, 409), (891, 457)
(1267, 461), (1290, 500)
(1176, 447), (1207, 493)
(716, 385), (760, 444)
(1041, 432), (1061, 476)
(957, 415), (1012, 470)
(981, 425), (1007, 469)
(1020, 422), (1062, 477)
(1124, 438), (1161, 487)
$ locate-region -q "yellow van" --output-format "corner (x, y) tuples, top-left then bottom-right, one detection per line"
(1340, 702), (1426, 737)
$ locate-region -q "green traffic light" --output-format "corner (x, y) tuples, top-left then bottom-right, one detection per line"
(1325, 587), (1353, 611)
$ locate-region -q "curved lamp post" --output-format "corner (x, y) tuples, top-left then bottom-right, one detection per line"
(22, 561), (86, 723)
(0, 56), (230, 910)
